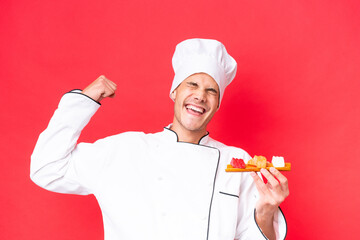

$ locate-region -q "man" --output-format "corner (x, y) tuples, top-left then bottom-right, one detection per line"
(31, 39), (289, 240)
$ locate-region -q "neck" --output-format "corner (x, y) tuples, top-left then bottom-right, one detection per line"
(170, 124), (208, 144)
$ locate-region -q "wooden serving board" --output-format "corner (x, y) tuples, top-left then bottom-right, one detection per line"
(225, 163), (291, 172)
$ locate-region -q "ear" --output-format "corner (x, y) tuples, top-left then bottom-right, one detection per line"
(170, 90), (176, 101)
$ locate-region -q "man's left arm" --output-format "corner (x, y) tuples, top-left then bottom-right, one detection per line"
(250, 167), (289, 240)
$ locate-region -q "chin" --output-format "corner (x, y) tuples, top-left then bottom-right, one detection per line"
(183, 122), (206, 132)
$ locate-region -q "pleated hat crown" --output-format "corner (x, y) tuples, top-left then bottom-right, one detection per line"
(170, 38), (237, 106)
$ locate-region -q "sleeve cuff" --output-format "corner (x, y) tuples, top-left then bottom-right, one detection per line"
(65, 89), (101, 105)
(56, 89), (102, 131)
(253, 207), (288, 240)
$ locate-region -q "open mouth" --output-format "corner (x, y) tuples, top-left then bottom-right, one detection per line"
(185, 104), (206, 115)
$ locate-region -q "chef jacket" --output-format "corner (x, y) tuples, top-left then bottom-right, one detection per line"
(30, 91), (287, 240)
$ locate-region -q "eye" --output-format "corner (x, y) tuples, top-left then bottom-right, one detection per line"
(207, 88), (218, 96)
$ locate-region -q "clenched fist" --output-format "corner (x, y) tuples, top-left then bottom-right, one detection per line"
(82, 75), (117, 102)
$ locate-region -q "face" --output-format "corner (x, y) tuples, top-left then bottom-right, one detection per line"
(171, 73), (220, 135)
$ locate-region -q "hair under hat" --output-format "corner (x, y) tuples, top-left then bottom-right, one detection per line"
(170, 38), (237, 106)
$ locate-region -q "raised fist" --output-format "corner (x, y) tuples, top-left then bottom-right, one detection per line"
(82, 75), (117, 102)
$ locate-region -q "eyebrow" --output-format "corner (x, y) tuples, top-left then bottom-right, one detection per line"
(186, 81), (198, 86)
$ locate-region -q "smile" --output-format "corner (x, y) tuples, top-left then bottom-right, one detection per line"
(185, 104), (206, 114)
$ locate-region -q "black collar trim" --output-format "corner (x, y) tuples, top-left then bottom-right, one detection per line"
(163, 127), (210, 145)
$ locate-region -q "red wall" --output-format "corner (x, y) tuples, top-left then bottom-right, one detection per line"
(1, 0), (359, 239)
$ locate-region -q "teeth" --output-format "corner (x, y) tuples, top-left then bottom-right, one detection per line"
(186, 105), (204, 113)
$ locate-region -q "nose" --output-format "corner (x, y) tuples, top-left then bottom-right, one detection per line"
(193, 89), (206, 102)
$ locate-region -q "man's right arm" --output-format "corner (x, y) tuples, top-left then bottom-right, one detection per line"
(30, 75), (117, 195)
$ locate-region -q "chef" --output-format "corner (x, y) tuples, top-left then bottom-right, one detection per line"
(30, 38), (289, 240)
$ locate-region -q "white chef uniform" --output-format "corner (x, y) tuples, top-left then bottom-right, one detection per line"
(30, 91), (287, 239)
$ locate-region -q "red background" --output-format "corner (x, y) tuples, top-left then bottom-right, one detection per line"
(1, 0), (359, 239)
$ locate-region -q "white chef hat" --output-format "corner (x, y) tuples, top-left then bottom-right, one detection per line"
(170, 38), (237, 106)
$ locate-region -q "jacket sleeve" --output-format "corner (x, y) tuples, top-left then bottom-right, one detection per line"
(30, 91), (110, 195)
(235, 172), (287, 240)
